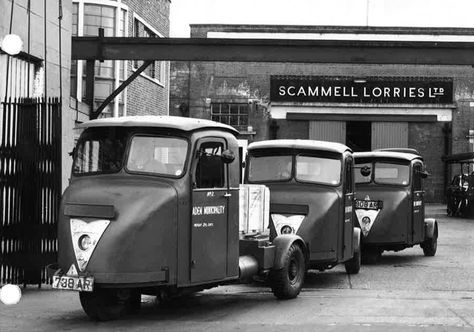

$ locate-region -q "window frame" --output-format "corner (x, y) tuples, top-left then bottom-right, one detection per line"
(72, 127), (128, 176)
(294, 153), (342, 187)
(132, 12), (166, 87)
(247, 154), (294, 183)
(124, 133), (190, 179)
(210, 103), (249, 131)
(373, 161), (411, 186)
(72, 0), (129, 117)
(192, 138), (229, 189)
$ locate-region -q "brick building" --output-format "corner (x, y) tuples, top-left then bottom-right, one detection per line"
(71, 0), (170, 118)
(170, 25), (474, 203)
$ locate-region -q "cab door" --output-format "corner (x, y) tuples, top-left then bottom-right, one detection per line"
(411, 162), (425, 244)
(342, 156), (354, 260)
(190, 139), (229, 283)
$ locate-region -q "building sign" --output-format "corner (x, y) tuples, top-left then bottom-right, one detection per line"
(270, 76), (453, 104)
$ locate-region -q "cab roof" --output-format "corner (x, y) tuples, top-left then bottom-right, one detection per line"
(77, 116), (239, 135)
(248, 139), (351, 154)
(354, 151), (423, 162)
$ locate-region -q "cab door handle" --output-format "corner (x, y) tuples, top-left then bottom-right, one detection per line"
(224, 193), (232, 197)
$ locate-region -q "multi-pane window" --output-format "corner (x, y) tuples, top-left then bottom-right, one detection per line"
(133, 18), (163, 83)
(84, 5), (115, 79)
(71, 1), (128, 116)
(211, 103), (249, 131)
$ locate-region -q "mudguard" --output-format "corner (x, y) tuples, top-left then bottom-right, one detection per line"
(272, 234), (307, 270)
(424, 218), (438, 240)
(353, 228), (361, 253)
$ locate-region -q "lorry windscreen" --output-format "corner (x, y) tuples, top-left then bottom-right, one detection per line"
(248, 155), (293, 182)
(247, 153), (341, 185)
(355, 161), (410, 186)
(295, 155), (341, 185)
(73, 127), (127, 175)
(126, 135), (188, 176)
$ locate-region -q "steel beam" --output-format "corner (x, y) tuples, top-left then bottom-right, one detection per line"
(92, 60), (153, 119)
(72, 37), (474, 65)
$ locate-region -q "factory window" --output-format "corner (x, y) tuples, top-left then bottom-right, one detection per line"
(133, 14), (165, 86)
(71, 0), (128, 117)
(211, 103), (249, 132)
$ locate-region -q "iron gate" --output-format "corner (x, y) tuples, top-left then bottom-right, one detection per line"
(0, 97), (62, 286)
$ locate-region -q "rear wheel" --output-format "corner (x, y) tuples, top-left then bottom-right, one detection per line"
(79, 288), (141, 321)
(269, 243), (305, 299)
(345, 246), (361, 274)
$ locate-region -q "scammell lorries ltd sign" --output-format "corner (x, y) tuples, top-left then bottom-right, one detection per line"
(270, 76), (453, 104)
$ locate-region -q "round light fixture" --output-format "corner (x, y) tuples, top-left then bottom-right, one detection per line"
(79, 234), (92, 251)
(1, 34), (23, 55)
(0, 284), (22, 305)
(281, 225), (294, 234)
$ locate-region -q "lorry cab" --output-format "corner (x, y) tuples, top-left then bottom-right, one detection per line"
(51, 116), (307, 320)
(245, 139), (361, 274)
(354, 150), (438, 263)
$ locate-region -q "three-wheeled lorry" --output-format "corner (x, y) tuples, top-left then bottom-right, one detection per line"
(48, 116), (308, 320)
(353, 150), (438, 263)
(244, 139), (361, 274)
(443, 152), (474, 217)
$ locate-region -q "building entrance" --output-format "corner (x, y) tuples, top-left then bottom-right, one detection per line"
(346, 121), (371, 152)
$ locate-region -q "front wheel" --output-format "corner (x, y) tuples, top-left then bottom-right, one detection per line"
(269, 243), (305, 299)
(79, 288), (141, 321)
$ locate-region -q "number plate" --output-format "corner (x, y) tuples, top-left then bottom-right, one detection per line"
(355, 200), (382, 210)
(52, 275), (94, 292)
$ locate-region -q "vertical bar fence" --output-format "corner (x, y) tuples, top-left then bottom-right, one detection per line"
(0, 97), (61, 287)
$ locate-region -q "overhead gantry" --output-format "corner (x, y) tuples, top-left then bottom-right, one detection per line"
(72, 35), (474, 118)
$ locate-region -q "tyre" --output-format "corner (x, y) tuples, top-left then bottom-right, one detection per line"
(345, 247), (361, 274)
(269, 243), (305, 299)
(421, 231), (438, 257)
(79, 288), (141, 321)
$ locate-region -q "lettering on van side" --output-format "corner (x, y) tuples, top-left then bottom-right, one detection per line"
(193, 222), (215, 228)
(192, 205), (226, 216)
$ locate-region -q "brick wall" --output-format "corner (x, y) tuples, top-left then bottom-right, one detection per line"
(169, 61), (190, 116)
(409, 122), (447, 202)
(124, 0), (170, 116)
(170, 25), (474, 202)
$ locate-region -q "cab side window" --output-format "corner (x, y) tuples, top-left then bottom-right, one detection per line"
(195, 142), (225, 188)
(413, 163), (422, 191)
(344, 158), (353, 194)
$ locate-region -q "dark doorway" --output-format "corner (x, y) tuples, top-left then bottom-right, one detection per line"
(346, 121), (371, 152)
